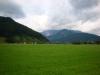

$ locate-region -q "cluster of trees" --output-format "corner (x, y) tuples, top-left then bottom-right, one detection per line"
(0, 37), (6, 43)
(4, 35), (47, 44)
(6, 35), (34, 44)
(72, 41), (100, 44)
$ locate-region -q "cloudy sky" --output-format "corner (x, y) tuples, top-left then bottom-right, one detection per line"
(0, 0), (100, 35)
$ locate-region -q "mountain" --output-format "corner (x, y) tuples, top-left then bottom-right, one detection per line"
(0, 16), (48, 43)
(42, 29), (100, 43)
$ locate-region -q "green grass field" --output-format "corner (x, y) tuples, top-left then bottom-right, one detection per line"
(0, 44), (100, 75)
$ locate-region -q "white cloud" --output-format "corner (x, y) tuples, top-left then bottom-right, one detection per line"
(10, 0), (100, 35)
(15, 14), (49, 31)
(77, 19), (100, 35)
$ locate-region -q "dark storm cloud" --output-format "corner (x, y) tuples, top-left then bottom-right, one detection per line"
(0, 0), (25, 18)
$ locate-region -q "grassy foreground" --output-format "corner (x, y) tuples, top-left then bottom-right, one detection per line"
(0, 44), (100, 75)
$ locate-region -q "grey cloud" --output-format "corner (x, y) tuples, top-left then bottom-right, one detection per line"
(44, 0), (100, 36)
(47, 0), (74, 26)
(0, 0), (25, 18)
(12, 0), (100, 35)
(47, 0), (99, 26)
(74, 10), (100, 22)
(48, 15), (73, 26)
(69, 0), (100, 22)
(70, 0), (98, 10)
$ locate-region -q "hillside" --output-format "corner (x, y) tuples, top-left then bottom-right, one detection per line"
(42, 29), (100, 43)
(0, 16), (48, 43)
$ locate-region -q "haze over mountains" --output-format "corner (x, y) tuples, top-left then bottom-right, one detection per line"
(42, 29), (100, 43)
(0, 16), (48, 43)
(0, 0), (100, 36)
(0, 16), (100, 44)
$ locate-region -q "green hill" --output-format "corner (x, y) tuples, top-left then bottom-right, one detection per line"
(0, 16), (48, 44)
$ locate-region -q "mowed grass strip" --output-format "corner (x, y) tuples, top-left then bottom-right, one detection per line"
(0, 44), (100, 75)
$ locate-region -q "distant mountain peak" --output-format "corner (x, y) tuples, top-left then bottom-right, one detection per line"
(42, 29), (100, 43)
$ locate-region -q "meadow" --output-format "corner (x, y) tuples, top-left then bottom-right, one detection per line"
(0, 44), (100, 75)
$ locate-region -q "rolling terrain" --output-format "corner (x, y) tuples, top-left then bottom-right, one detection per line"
(0, 16), (48, 43)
